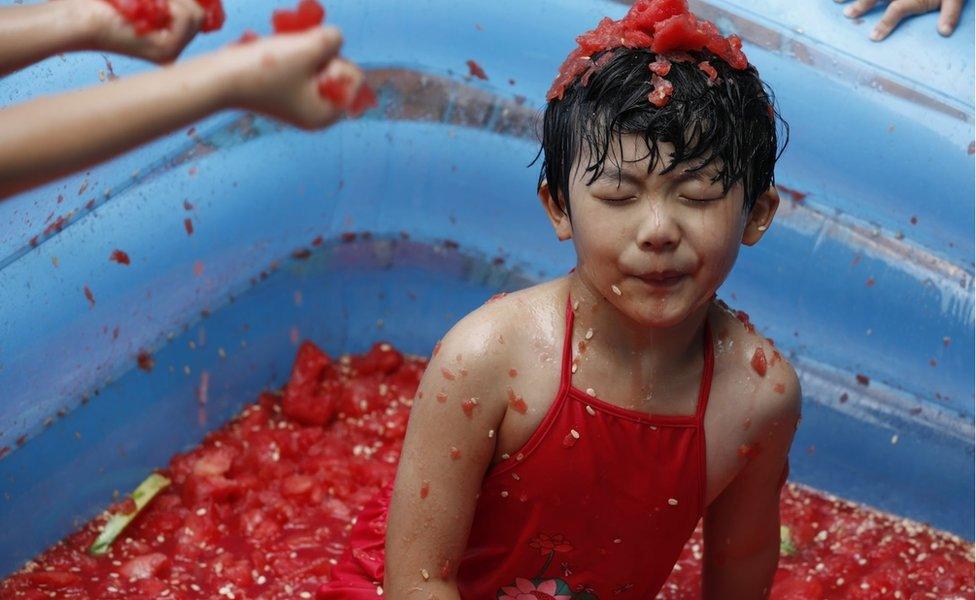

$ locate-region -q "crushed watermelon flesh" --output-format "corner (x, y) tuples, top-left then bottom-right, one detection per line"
(102, 0), (224, 35)
(547, 0), (747, 102)
(1, 339), (971, 599)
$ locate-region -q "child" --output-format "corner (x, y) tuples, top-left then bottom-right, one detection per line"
(318, 1), (800, 598)
(0, 0), (367, 198)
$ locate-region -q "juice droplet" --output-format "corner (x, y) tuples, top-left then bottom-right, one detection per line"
(751, 348), (767, 376)
(507, 388), (528, 414)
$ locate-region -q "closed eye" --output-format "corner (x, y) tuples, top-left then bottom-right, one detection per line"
(598, 196), (636, 203)
(681, 195), (723, 204)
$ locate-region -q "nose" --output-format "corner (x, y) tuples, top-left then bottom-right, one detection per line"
(635, 200), (680, 251)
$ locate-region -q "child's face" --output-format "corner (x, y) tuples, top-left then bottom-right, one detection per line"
(541, 133), (778, 327)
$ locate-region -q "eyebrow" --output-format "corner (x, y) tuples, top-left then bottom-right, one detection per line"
(591, 166), (643, 186)
(591, 163), (720, 186)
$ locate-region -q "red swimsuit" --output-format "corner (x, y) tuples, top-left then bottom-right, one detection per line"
(319, 294), (715, 599)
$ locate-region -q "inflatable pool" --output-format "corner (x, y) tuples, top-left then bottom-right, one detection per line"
(0, 0), (972, 586)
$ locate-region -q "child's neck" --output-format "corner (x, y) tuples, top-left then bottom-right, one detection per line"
(566, 272), (710, 379)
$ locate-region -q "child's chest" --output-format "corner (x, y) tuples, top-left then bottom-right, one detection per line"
(489, 350), (754, 510)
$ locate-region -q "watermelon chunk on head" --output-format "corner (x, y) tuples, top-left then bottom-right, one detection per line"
(623, 0), (689, 31)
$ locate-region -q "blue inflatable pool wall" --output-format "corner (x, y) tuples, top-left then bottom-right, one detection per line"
(0, 0), (972, 576)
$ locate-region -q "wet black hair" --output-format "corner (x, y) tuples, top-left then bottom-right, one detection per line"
(535, 47), (788, 217)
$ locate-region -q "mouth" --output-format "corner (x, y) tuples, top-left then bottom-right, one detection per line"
(634, 272), (687, 287)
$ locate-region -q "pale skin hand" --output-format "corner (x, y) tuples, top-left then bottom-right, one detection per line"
(0, 27), (366, 199)
(0, 0), (205, 77)
(836, 0), (966, 41)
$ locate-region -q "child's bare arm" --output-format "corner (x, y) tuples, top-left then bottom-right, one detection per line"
(0, 28), (366, 199)
(702, 360), (801, 599)
(384, 310), (510, 597)
(0, 0), (204, 77)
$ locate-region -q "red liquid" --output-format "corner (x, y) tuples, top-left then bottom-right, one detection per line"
(1, 341), (971, 599)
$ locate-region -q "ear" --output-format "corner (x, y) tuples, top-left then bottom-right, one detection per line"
(538, 180), (573, 241)
(742, 185), (780, 246)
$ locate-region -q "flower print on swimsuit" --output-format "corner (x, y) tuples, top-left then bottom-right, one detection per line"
(496, 577), (575, 600)
(496, 533), (600, 599)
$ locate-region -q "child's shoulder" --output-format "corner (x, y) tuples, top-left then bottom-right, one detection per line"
(710, 298), (801, 423)
(428, 279), (566, 382)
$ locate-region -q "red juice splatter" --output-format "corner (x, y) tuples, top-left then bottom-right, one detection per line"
(508, 368), (518, 378)
(776, 184), (808, 204)
(83, 285), (95, 307)
(450, 447), (461, 460)
(436, 392), (448, 403)
(466, 59), (488, 80)
(507, 388), (527, 414)
(461, 398), (477, 417)
(136, 350), (154, 372)
(773, 382), (786, 394)
(109, 249), (130, 265)
(441, 368), (455, 381)
(855, 373), (870, 386)
(184, 218), (194, 236)
(751, 348), (767, 376)
(419, 481), (430, 499)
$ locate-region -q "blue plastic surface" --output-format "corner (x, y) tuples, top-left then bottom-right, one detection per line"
(0, 0), (972, 577)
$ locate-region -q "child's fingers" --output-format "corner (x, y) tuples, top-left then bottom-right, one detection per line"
(297, 78), (344, 129)
(308, 26), (344, 72)
(140, 0), (203, 62)
(939, 0), (964, 36)
(843, 0), (880, 18)
(294, 59), (365, 129)
(174, 0), (207, 31)
(871, 0), (936, 40)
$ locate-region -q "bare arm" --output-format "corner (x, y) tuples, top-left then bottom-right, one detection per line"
(0, 0), (204, 77)
(384, 309), (510, 598)
(702, 358), (802, 599)
(0, 27), (366, 199)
